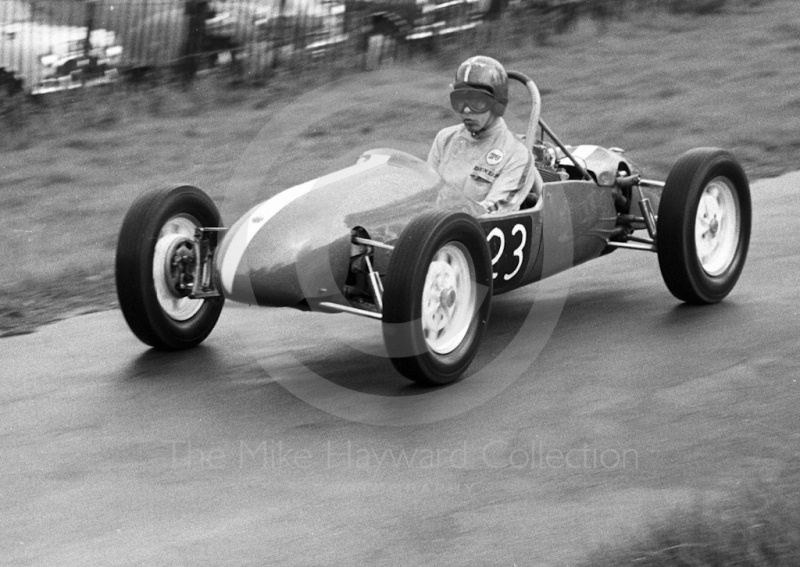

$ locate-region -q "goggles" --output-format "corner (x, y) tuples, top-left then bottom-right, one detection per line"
(450, 88), (495, 114)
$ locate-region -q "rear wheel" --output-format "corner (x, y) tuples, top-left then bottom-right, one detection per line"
(656, 148), (751, 304)
(382, 211), (492, 386)
(115, 185), (224, 349)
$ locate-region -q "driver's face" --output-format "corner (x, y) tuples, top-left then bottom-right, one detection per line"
(459, 107), (495, 134)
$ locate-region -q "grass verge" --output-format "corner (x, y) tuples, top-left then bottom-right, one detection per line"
(579, 459), (800, 566)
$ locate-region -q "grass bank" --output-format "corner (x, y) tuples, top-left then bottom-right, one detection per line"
(579, 458), (800, 566)
(1, 0), (798, 337)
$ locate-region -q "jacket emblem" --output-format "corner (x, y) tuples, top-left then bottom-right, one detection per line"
(486, 149), (504, 165)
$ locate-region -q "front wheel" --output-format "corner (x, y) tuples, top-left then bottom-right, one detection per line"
(382, 211), (493, 386)
(656, 148), (751, 304)
(115, 185), (224, 349)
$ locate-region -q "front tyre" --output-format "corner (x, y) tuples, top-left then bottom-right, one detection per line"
(115, 185), (224, 350)
(657, 148), (751, 304)
(382, 211), (493, 386)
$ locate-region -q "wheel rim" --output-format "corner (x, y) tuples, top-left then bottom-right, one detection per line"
(421, 242), (477, 355)
(695, 177), (741, 277)
(152, 215), (204, 321)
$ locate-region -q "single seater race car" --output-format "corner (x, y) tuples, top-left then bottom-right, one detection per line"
(115, 70), (752, 386)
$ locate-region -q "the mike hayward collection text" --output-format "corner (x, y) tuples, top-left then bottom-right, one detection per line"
(166, 439), (639, 471)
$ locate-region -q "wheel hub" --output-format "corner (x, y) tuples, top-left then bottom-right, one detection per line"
(153, 215), (205, 321)
(421, 243), (476, 355)
(695, 178), (740, 277)
(708, 217), (719, 236)
(440, 288), (457, 309)
(166, 239), (197, 297)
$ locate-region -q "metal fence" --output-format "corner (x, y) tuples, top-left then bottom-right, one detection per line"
(0, 0), (757, 95)
(1, 0), (369, 93)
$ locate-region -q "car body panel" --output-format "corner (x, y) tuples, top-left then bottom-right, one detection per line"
(215, 146), (624, 310)
(216, 149), (477, 308)
(479, 179), (617, 294)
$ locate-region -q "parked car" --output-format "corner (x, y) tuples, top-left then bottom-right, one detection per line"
(0, 21), (122, 94)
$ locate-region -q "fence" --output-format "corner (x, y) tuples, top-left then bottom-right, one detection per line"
(0, 0), (758, 95)
(1, 0), (368, 92)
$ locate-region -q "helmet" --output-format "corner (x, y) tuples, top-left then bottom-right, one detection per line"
(453, 55), (509, 116)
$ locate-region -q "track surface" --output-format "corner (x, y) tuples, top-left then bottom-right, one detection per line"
(2, 172), (799, 566)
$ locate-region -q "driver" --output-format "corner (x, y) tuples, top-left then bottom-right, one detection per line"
(428, 55), (542, 214)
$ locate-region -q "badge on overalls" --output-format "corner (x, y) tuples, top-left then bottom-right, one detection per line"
(486, 149), (504, 165)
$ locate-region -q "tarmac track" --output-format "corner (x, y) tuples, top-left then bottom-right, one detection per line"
(2, 172), (799, 566)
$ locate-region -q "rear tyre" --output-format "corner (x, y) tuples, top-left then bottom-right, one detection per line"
(656, 148), (751, 304)
(115, 185), (224, 349)
(382, 211), (492, 386)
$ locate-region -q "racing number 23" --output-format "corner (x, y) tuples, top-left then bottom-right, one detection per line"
(487, 224), (527, 281)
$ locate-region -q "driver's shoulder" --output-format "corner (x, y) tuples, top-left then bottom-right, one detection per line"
(496, 128), (532, 161)
(432, 124), (467, 152)
(500, 125), (528, 147)
(435, 123), (465, 141)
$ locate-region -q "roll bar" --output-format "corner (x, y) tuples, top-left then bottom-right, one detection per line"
(507, 70), (592, 182)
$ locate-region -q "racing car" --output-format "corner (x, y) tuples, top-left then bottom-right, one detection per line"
(115, 70), (751, 386)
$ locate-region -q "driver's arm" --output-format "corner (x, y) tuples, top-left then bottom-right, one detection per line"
(427, 127), (454, 171)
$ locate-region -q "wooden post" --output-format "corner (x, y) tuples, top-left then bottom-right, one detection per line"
(485, 0), (507, 21)
(84, 0), (96, 58)
(273, 0), (288, 69)
(182, 0), (209, 82)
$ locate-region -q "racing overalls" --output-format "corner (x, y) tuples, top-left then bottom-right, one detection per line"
(427, 118), (536, 214)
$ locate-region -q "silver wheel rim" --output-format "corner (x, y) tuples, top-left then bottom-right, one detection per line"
(421, 242), (477, 355)
(152, 215), (204, 321)
(695, 177), (740, 277)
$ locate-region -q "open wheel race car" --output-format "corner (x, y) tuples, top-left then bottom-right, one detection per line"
(115, 71), (752, 386)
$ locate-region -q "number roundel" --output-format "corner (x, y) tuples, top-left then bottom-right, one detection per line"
(486, 222), (528, 284)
